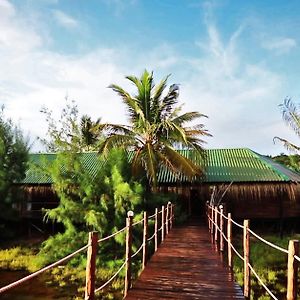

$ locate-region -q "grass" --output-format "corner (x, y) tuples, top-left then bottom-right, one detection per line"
(0, 242), (144, 299)
(231, 232), (300, 299)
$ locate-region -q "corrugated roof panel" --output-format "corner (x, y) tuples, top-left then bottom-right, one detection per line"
(20, 148), (300, 185)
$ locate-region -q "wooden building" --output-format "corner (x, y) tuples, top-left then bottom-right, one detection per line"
(18, 148), (300, 220)
(157, 148), (300, 219)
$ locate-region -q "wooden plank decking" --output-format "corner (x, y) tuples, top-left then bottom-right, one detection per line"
(125, 220), (244, 299)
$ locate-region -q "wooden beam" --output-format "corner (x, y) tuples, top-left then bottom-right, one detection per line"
(85, 232), (98, 300)
(287, 240), (299, 300)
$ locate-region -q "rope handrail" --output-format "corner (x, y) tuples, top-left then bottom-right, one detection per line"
(231, 219), (244, 229)
(148, 212), (156, 219)
(94, 261), (126, 293)
(97, 227), (127, 243)
(247, 228), (289, 255)
(208, 204), (289, 255)
(222, 213), (229, 220)
(147, 232), (156, 242)
(131, 243), (144, 259)
(0, 243), (89, 294)
(221, 230), (228, 243)
(230, 242), (244, 261)
(0, 203), (175, 297)
(248, 262), (278, 300)
(206, 203), (300, 299)
(132, 218), (144, 227)
(294, 254), (300, 262)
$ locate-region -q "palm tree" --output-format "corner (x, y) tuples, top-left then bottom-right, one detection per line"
(80, 115), (102, 151)
(274, 98), (300, 152)
(99, 70), (211, 188)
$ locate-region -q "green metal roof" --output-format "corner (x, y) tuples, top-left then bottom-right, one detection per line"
(23, 152), (103, 184)
(21, 148), (300, 185)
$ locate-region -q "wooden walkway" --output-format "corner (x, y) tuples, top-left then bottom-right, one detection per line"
(125, 220), (244, 299)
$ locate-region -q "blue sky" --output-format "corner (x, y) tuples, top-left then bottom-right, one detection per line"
(1, 0), (300, 155)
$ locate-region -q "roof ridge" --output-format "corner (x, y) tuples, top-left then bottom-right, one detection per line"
(248, 149), (290, 181)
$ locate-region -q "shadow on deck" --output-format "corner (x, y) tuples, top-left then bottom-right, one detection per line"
(125, 218), (244, 299)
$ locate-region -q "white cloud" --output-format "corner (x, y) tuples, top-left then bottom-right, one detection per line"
(0, 0), (295, 156)
(179, 19), (287, 155)
(52, 10), (79, 29)
(0, 1), (41, 52)
(262, 37), (297, 54)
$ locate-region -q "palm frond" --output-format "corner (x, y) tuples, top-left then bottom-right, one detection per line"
(162, 146), (202, 178)
(280, 98), (300, 137)
(273, 136), (300, 153)
(172, 112), (208, 125)
(160, 84), (180, 117)
(131, 148), (145, 177)
(144, 143), (158, 186)
(98, 134), (137, 156)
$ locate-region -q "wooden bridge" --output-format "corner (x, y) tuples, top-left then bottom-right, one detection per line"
(1, 202), (300, 299)
(125, 220), (243, 299)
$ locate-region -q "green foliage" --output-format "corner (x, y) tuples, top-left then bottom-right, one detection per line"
(40, 99), (102, 152)
(37, 148), (143, 266)
(0, 106), (29, 203)
(0, 247), (38, 272)
(232, 233), (300, 299)
(272, 153), (300, 172)
(0, 106), (29, 238)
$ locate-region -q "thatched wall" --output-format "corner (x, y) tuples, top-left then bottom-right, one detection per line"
(19, 181), (300, 220)
(20, 185), (58, 218)
(158, 182), (300, 219)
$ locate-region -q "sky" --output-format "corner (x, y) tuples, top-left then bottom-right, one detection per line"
(1, 0), (300, 155)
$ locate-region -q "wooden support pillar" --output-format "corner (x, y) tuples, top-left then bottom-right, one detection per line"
(287, 240), (299, 300)
(170, 204), (173, 230)
(211, 206), (214, 240)
(166, 203), (169, 235)
(124, 211), (134, 297)
(161, 205), (165, 242)
(207, 202), (211, 231)
(219, 205), (224, 252)
(243, 220), (250, 299)
(214, 206), (218, 244)
(142, 211), (148, 269)
(227, 213), (233, 269)
(85, 231), (98, 300)
(154, 208), (158, 252)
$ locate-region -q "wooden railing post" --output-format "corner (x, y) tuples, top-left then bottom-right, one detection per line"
(211, 205), (214, 240)
(124, 211), (134, 297)
(85, 231), (98, 300)
(142, 211), (148, 269)
(227, 213), (233, 269)
(214, 206), (218, 244)
(219, 205), (224, 252)
(207, 202), (211, 231)
(170, 203), (173, 230)
(154, 208), (158, 252)
(287, 240), (299, 300)
(243, 220), (250, 299)
(161, 205), (165, 242)
(166, 203), (169, 235)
